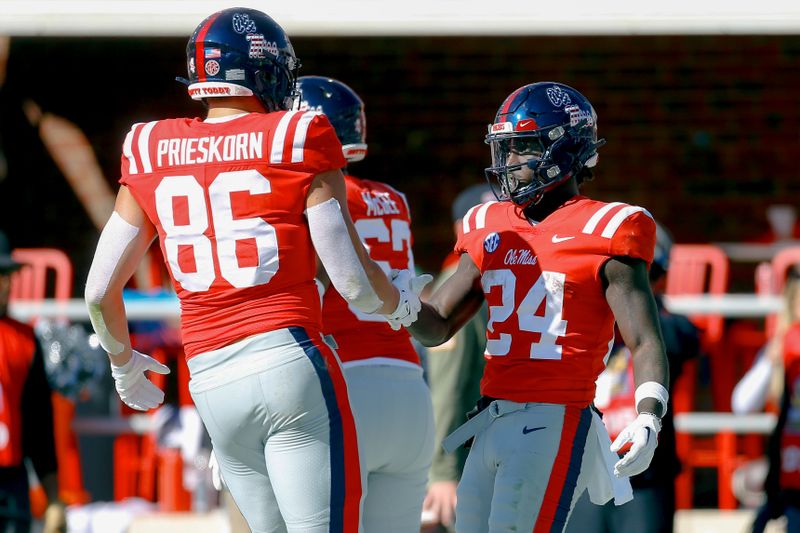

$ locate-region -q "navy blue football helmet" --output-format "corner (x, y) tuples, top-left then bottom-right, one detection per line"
(296, 76), (367, 162)
(182, 8), (300, 111)
(485, 82), (605, 206)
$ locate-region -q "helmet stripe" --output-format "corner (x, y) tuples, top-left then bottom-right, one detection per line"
(499, 86), (526, 117)
(195, 12), (222, 83)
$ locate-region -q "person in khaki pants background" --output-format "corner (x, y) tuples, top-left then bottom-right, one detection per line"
(422, 184), (492, 533)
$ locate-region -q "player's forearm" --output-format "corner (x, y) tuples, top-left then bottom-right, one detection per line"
(631, 339), (670, 416)
(86, 291), (133, 366)
(361, 255), (400, 314)
(407, 303), (454, 346)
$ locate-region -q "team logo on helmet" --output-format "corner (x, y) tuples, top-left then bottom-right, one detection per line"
(204, 60), (220, 76)
(484, 232), (500, 253)
(546, 85), (572, 107)
(232, 13), (258, 34)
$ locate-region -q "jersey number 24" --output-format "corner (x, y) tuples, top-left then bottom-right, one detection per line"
(482, 269), (568, 360)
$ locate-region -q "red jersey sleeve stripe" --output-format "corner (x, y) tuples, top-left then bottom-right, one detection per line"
(581, 202), (624, 235)
(290, 111), (322, 163)
(600, 206), (653, 238)
(461, 204), (482, 235)
(269, 111), (299, 164)
(137, 121), (158, 174)
(474, 201), (497, 230)
(122, 123), (143, 175)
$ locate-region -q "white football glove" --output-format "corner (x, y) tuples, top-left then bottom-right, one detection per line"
(385, 269), (433, 331)
(110, 350), (170, 411)
(610, 412), (661, 477)
(208, 449), (225, 491)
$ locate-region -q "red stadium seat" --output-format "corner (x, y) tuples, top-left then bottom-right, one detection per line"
(666, 244), (735, 508)
(666, 244), (730, 412)
(9, 248), (90, 506)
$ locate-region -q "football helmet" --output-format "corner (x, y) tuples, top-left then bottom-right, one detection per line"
(181, 8), (301, 111)
(297, 76), (367, 162)
(484, 82), (605, 206)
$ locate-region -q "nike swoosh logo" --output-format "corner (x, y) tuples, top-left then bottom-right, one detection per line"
(522, 426), (546, 434)
(551, 235), (575, 243)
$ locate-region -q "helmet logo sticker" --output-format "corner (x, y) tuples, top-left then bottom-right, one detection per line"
(232, 13), (258, 34)
(298, 100), (322, 112)
(204, 48), (221, 59)
(246, 34), (276, 59)
(484, 232), (500, 254)
(225, 69), (245, 81)
(546, 86), (572, 107)
(204, 60), (220, 76)
(490, 122), (513, 134)
(188, 57), (196, 75)
(565, 105), (594, 127)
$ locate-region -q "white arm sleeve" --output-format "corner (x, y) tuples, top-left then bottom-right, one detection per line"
(731, 348), (773, 414)
(307, 198), (382, 314)
(85, 211), (140, 354)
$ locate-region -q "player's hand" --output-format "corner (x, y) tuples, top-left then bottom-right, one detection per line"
(610, 412), (661, 477)
(422, 480), (458, 527)
(209, 449), (225, 491)
(42, 500), (67, 533)
(110, 350), (170, 411)
(385, 269), (433, 330)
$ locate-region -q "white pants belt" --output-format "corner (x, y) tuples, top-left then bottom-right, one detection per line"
(441, 399), (527, 454)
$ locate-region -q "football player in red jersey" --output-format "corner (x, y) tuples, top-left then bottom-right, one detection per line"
(84, 9), (422, 533)
(297, 75), (435, 533)
(401, 82), (670, 533)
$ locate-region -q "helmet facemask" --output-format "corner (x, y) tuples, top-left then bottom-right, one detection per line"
(485, 119), (604, 206)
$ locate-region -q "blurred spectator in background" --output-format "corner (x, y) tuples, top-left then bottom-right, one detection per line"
(755, 205), (800, 244)
(566, 222), (700, 533)
(0, 230), (66, 532)
(422, 183), (492, 532)
(732, 268), (800, 533)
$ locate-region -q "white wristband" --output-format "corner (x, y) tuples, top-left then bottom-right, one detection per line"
(634, 381), (669, 417)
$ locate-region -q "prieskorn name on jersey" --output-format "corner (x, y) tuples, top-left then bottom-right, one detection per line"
(156, 132), (264, 167)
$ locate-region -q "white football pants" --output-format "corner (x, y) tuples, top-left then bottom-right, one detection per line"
(455, 402), (595, 533)
(188, 327), (362, 533)
(343, 362), (435, 533)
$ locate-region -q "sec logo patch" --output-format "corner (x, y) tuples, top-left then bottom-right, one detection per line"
(484, 232), (500, 253)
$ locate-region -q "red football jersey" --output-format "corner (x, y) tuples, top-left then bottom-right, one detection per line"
(0, 318), (36, 466)
(455, 195), (656, 407)
(321, 175), (419, 365)
(120, 111), (346, 358)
